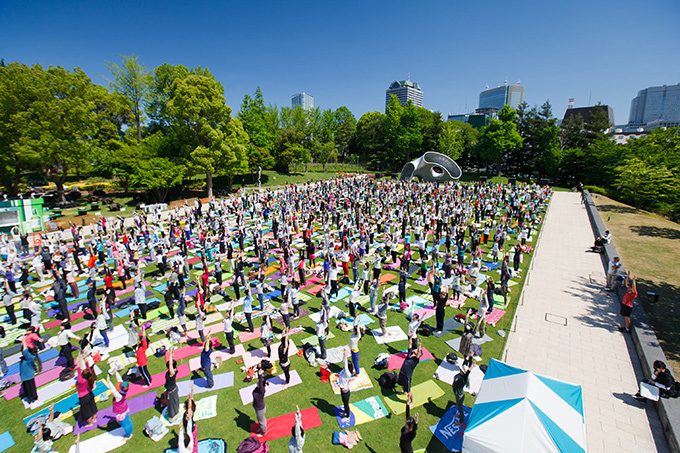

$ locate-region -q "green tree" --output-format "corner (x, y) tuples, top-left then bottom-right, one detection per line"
(352, 111), (386, 168)
(105, 54), (151, 144)
(14, 66), (118, 202)
(0, 63), (46, 196)
(437, 121), (465, 160)
(616, 157), (679, 209)
(132, 156), (184, 202)
(334, 107), (356, 162)
(477, 105), (523, 176)
(220, 117), (250, 191)
(313, 140), (338, 171)
(238, 87), (277, 173)
(167, 73), (244, 197)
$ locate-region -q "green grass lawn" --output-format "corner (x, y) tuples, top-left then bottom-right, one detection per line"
(2, 183), (547, 453)
(593, 195), (680, 377)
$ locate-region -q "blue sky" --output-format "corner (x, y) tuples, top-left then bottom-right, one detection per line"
(2, 0), (679, 124)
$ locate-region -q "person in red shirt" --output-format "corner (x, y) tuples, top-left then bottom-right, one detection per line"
(136, 329), (151, 387)
(620, 273), (637, 334)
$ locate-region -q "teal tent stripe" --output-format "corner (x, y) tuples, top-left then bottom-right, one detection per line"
(530, 400), (585, 453)
(465, 398), (524, 433)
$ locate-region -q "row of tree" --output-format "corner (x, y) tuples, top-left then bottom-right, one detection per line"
(1, 57), (678, 215)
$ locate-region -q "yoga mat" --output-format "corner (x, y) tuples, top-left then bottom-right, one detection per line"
(187, 321), (225, 340)
(307, 284), (324, 295)
(164, 438), (226, 453)
(242, 339), (297, 369)
(335, 313), (375, 326)
(445, 334), (493, 352)
(385, 380), (445, 414)
(44, 309), (87, 329)
(249, 406), (321, 442)
(414, 306), (436, 321)
(237, 327), (261, 343)
(301, 330), (335, 346)
(370, 326), (408, 344)
(20, 374), (77, 409)
(433, 361), (485, 394)
(239, 369), (302, 405)
(165, 338), (220, 362)
(178, 371), (234, 397)
(379, 273), (398, 285)
(160, 394), (218, 427)
(264, 289), (281, 300)
(153, 282), (169, 293)
(387, 348), (435, 371)
(330, 368), (373, 395)
(74, 391), (157, 435)
(331, 287), (352, 301)
(4, 365), (64, 400)
(433, 317), (464, 338)
(333, 395), (389, 429)
(0, 432), (14, 453)
(413, 277), (428, 286)
(188, 344), (245, 372)
(67, 427), (129, 453)
(126, 363), (190, 399)
(5, 348), (59, 378)
(431, 404), (471, 452)
(23, 378), (106, 424)
(324, 346), (346, 364)
(274, 325), (305, 339)
(447, 295), (467, 308)
(273, 307), (310, 326)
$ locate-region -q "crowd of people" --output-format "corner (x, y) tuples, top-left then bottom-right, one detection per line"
(0, 175), (555, 452)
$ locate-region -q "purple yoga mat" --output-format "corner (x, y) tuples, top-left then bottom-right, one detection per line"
(74, 391), (157, 434)
(4, 366), (63, 400)
(3, 355), (67, 386)
(48, 299), (88, 317)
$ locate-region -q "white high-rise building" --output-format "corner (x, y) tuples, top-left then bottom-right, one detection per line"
(628, 83), (680, 128)
(386, 79), (423, 110)
(292, 92), (314, 110)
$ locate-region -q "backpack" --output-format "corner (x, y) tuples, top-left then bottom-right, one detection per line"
(144, 416), (164, 437)
(445, 353), (459, 365)
(378, 372), (398, 389)
(419, 323), (433, 337)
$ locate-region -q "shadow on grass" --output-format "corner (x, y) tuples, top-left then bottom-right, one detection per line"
(310, 396), (337, 417)
(597, 203), (638, 215)
(233, 408), (253, 432)
(629, 225), (680, 241)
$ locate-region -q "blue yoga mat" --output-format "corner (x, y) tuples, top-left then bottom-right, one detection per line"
(6, 348), (59, 377)
(24, 381), (107, 425)
(430, 404), (471, 452)
(153, 283), (168, 293)
(263, 290), (281, 300)
(164, 438), (226, 453)
(0, 431), (15, 452)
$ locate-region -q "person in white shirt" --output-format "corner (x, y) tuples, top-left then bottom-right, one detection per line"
(606, 257), (621, 291)
(57, 321), (81, 369)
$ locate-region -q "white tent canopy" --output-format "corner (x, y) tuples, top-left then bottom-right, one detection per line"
(463, 359), (586, 453)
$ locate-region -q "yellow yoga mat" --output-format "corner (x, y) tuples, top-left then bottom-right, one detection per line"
(385, 379), (445, 414)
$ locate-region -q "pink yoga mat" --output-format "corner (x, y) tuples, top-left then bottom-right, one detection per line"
(166, 338), (220, 362)
(387, 347), (435, 371)
(3, 366), (64, 400)
(237, 327), (262, 343)
(239, 370), (302, 405)
(414, 307), (436, 321)
(299, 276), (321, 290)
(186, 323), (225, 340)
(44, 310), (87, 329)
(307, 284), (324, 295)
(74, 391), (157, 434)
(126, 363), (189, 399)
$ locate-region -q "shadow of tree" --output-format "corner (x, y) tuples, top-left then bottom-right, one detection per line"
(597, 203), (638, 215)
(629, 225), (680, 241)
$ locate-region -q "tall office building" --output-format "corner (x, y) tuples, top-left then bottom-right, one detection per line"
(628, 83), (680, 128)
(479, 84), (525, 111)
(292, 92), (314, 110)
(386, 79), (423, 110)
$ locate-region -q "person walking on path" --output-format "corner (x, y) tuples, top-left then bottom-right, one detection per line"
(252, 366), (268, 437)
(619, 273), (637, 334)
(399, 396), (419, 453)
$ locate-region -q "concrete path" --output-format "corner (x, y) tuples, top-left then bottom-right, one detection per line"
(504, 191), (668, 452)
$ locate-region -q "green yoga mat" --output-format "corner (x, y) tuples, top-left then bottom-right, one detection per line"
(493, 294), (509, 309)
(301, 330), (335, 346)
(385, 380), (445, 415)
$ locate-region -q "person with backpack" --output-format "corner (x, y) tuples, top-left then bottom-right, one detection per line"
(399, 395), (419, 453)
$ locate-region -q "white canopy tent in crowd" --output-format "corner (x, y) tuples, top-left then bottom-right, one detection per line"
(462, 359), (586, 453)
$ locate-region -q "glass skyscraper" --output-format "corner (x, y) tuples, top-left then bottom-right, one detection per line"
(479, 85), (525, 111)
(292, 92), (314, 110)
(628, 83), (680, 128)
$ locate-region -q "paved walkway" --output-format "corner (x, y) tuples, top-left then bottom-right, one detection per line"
(505, 191), (668, 452)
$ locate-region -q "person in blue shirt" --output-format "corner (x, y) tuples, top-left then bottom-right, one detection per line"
(201, 333), (214, 388)
(20, 337), (39, 404)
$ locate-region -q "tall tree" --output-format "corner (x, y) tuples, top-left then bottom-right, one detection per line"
(238, 87), (277, 173)
(437, 121), (465, 160)
(334, 106), (356, 162)
(477, 105), (523, 176)
(616, 157), (679, 209)
(353, 111), (386, 168)
(14, 66), (117, 202)
(167, 73), (243, 197)
(105, 54), (151, 144)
